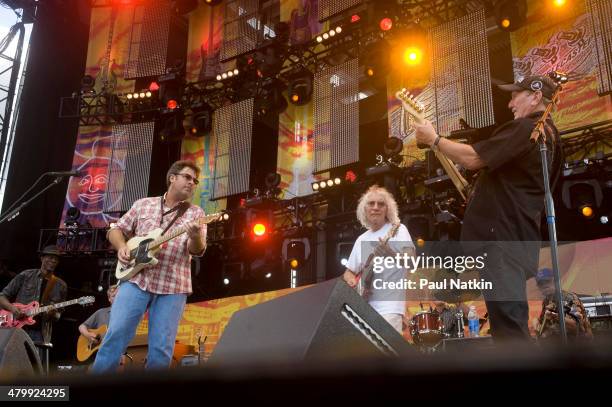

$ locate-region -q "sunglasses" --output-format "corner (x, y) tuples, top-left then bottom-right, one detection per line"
(174, 173), (199, 185)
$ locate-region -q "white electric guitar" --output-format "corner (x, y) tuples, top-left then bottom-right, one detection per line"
(115, 213), (223, 281)
(395, 88), (471, 201)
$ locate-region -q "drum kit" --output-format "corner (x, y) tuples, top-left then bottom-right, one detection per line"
(408, 289), (486, 350)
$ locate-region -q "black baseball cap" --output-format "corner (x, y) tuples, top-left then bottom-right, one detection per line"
(498, 75), (557, 100)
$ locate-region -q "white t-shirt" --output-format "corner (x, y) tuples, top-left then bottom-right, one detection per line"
(346, 222), (414, 316)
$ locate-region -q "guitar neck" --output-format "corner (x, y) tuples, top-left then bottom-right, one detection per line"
(32, 298), (82, 316)
(150, 215), (216, 250)
(406, 107), (469, 200)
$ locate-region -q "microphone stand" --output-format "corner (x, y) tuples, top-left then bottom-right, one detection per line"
(529, 76), (567, 344)
(0, 175), (68, 225)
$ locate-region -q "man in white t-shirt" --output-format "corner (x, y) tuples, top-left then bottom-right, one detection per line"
(343, 185), (415, 333)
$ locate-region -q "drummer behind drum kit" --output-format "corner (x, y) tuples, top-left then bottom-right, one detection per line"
(408, 285), (488, 351)
(409, 307), (465, 346)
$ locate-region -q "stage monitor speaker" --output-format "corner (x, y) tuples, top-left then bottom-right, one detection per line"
(210, 279), (413, 364)
(0, 328), (43, 376)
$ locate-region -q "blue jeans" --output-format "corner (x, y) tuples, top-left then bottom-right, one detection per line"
(91, 282), (187, 373)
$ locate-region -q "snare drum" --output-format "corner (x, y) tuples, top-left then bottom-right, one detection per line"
(410, 311), (443, 344)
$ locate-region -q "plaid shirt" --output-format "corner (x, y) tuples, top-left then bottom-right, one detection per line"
(112, 196), (206, 295)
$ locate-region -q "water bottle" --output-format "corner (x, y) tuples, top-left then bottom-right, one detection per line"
(468, 305), (479, 337)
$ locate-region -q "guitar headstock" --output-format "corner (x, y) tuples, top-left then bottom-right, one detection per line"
(395, 88), (426, 122)
(201, 212), (225, 224)
(79, 296), (96, 306)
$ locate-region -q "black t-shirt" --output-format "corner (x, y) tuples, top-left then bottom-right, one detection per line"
(461, 111), (563, 242)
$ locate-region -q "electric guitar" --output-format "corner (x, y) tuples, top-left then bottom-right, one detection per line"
(355, 222), (401, 300)
(115, 212), (223, 281)
(76, 324), (107, 362)
(395, 89), (471, 201)
(0, 296), (95, 329)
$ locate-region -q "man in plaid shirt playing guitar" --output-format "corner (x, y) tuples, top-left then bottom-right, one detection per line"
(92, 160), (207, 373)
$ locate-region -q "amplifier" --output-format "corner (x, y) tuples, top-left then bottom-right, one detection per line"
(579, 295), (612, 318)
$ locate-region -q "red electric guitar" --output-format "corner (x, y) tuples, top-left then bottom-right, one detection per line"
(0, 296), (95, 329)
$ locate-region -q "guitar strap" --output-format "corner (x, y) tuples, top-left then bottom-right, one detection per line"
(160, 197), (189, 236)
(41, 274), (58, 305)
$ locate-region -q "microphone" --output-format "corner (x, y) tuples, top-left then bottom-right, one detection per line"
(47, 170), (82, 177)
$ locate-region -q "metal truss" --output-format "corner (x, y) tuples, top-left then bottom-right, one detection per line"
(400, 0), (487, 26)
(38, 227), (114, 256)
(0, 20), (26, 203)
(560, 119), (612, 161)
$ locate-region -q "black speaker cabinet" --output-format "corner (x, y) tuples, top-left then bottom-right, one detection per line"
(210, 278), (413, 364)
(0, 328), (43, 376)
(441, 336), (496, 352)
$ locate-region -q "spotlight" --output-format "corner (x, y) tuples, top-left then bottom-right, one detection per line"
(253, 223), (266, 237)
(553, 0), (566, 7)
(265, 273), (272, 279)
(340, 258), (348, 266)
(265, 172), (281, 190)
(319, 181), (327, 189)
(258, 80), (288, 114)
(312, 182), (320, 191)
(81, 75), (95, 92)
(562, 179), (603, 218)
(222, 213), (230, 221)
(351, 14), (361, 23)
(326, 179), (334, 187)
(581, 205), (594, 218)
(189, 103), (213, 135)
(148, 81), (160, 91)
(126, 93), (133, 99)
(334, 177), (341, 185)
(145, 91), (152, 98)
(223, 278), (230, 285)
(288, 70), (313, 106)
(403, 47), (424, 66)
(133, 92), (140, 99)
(166, 99), (178, 110)
(379, 17), (393, 31)
(495, 0), (527, 32)
(384, 136), (404, 165)
(601, 216), (609, 224)
(158, 110), (185, 143)
(290, 259), (299, 269)
(362, 39), (391, 80)
(139, 92), (145, 98)
(65, 206), (81, 227)
(159, 63), (185, 112)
